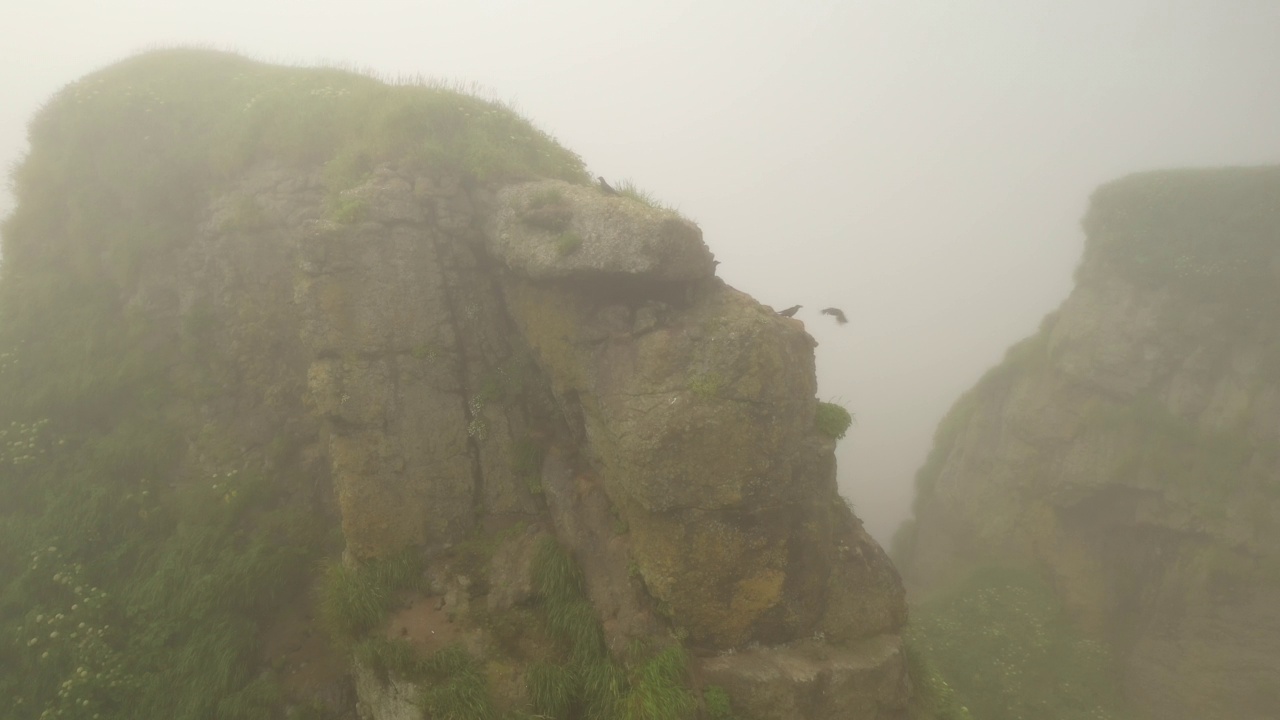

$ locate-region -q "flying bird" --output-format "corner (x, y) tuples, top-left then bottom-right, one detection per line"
(777, 305), (802, 318)
(821, 307), (848, 324)
(597, 176), (619, 195)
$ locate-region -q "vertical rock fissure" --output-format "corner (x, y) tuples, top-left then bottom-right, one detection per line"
(432, 232), (489, 525)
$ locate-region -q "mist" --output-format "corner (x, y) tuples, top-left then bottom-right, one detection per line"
(3, 0), (1280, 542)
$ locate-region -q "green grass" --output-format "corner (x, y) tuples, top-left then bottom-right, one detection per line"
(327, 192), (367, 224)
(0, 442), (330, 720)
(527, 661), (579, 718)
(620, 646), (694, 720)
(555, 231), (584, 256)
(904, 640), (972, 720)
(907, 567), (1130, 720)
(1082, 167), (1280, 304)
(354, 636), (423, 684)
(814, 401), (854, 440)
(702, 686), (735, 720)
(533, 537), (606, 663)
(354, 640), (495, 719)
(527, 537), (695, 720)
(510, 438), (546, 481)
(2, 50), (588, 339)
(614, 180), (677, 213)
(317, 548), (423, 646)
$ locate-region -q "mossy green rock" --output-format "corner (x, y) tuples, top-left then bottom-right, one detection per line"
(497, 194), (905, 651)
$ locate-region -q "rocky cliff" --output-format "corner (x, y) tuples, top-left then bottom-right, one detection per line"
(0, 50), (910, 720)
(897, 167), (1280, 719)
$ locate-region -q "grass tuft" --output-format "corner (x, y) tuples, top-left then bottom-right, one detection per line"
(815, 401), (854, 440)
(703, 685), (735, 720)
(354, 636), (422, 684)
(615, 179), (677, 212)
(527, 661), (577, 718)
(317, 548), (422, 646)
(554, 231), (584, 257)
(621, 646), (695, 720)
(418, 646), (494, 720)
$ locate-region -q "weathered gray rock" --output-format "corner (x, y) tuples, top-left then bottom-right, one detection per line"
(486, 179), (716, 282)
(354, 664), (420, 720)
(501, 273), (906, 651)
(899, 167), (1280, 720)
(189, 161), (908, 718)
(700, 635), (909, 720)
(485, 524), (546, 613)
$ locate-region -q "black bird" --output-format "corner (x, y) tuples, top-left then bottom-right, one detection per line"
(597, 176), (619, 195)
(777, 305), (802, 318)
(821, 307), (848, 324)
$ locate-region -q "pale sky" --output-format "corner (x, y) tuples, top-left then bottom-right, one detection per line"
(3, 1), (1280, 542)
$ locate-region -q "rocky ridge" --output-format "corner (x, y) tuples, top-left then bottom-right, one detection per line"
(897, 167), (1280, 720)
(0, 50), (913, 720)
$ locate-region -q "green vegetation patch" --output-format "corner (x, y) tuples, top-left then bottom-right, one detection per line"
(702, 685), (736, 720)
(317, 548), (424, 646)
(615, 179), (678, 213)
(528, 537), (695, 720)
(418, 646), (495, 720)
(0, 433), (330, 720)
(555, 231), (584, 257)
(1083, 167), (1280, 303)
(904, 639), (972, 720)
(620, 646), (696, 720)
(354, 639), (495, 719)
(814, 401), (854, 440)
(907, 567), (1130, 720)
(1, 49), (588, 319)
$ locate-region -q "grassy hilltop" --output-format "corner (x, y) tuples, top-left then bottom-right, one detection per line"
(0, 49), (587, 720)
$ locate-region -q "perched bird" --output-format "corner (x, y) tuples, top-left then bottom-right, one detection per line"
(777, 305), (802, 318)
(597, 176), (619, 195)
(821, 307), (848, 324)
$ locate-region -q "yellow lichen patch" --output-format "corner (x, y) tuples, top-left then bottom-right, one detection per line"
(727, 567), (787, 631)
(626, 505), (794, 647)
(501, 281), (592, 389)
(330, 432), (422, 559)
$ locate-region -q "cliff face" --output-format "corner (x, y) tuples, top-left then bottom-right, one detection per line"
(898, 168), (1280, 719)
(0, 51), (909, 720)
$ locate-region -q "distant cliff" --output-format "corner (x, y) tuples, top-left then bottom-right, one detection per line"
(896, 167), (1280, 719)
(0, 50), (913, 720)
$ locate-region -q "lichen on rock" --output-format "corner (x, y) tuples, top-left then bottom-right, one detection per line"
(0, 49), (911, 720)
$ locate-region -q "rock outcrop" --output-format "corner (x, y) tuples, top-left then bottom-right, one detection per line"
(897, 167), (1280, 720)
(297, 170), (910, 718)
(0, 50), (911, 720)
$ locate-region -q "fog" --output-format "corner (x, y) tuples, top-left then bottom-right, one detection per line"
(3, 1), (1279, 542)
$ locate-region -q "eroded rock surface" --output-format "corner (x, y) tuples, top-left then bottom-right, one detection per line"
(181, 166), (909, 718)
(898, 167), (1280, 720)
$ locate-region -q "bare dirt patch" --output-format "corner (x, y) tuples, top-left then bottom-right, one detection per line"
(384, 592), (468, 655)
